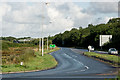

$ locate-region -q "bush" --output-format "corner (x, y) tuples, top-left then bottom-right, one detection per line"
(1, 65), (8, 68)
(2, 42), (9, 50)
(2, 48), (35, 64)
(20, 48), (35, 62)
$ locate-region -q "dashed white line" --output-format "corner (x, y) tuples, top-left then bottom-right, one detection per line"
(85, 66), (89, 69)
(72, 55), (77, 57)
(74, 71), (78, 72)
(64, 53), (89, 72)
(80, 70), (86, 71)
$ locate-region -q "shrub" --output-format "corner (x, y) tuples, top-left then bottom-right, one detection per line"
(2, 42), (9, 50)
(20, 48), (35, 62)
(2, 48), (35, 64)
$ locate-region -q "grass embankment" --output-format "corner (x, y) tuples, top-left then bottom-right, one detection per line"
(84, 52), (120, 66)
(2, 48), (60, 73)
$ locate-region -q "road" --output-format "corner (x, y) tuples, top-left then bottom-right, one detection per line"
(77, 48), (120, 56)
(74, 48), (108, 54)
(2, 47), (117, 80)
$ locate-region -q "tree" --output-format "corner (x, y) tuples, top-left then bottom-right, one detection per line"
(51, 18), (120, 50)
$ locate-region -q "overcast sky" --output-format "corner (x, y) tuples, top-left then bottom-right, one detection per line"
(0, 1), (118, 38)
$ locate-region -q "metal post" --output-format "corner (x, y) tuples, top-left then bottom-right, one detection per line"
(39, 38), (41, 52)
(41, 2), (44, 56)
(42, 37), (44, 56)
(46, 3), (49, 51)
(41, 2), (49, 56)
(47, 37), (48, 50)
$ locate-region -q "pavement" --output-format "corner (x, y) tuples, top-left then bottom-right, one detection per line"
(1, 47), (118, 80)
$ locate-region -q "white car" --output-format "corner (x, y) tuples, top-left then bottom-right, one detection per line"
(108, 48), (118, 54)
(88, 45), (94, 52)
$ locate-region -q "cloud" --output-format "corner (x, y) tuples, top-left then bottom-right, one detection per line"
(0, 3), (12, 36)
(52, 3), (92, 27)
(0, 0), (119, 2)
(43, 4), (74, 35)
(0, 3), (11, 22)
(1, 2), (74, 37)
(1, 2), (118, 38)
(3, 3), (50, 24)
(85, 2), (118, 14)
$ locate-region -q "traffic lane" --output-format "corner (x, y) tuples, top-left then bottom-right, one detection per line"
(54, 48), (113, 75)
(78, 48), (119, 54)
(67, 48), (116, 74)
(2, 48), (116, 79)
(75, 48), (108, 54)
(95, 51), (120, 56)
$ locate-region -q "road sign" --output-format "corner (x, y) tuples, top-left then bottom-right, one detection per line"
(50, 44), (56, 48)
(99, 35), (112, 46)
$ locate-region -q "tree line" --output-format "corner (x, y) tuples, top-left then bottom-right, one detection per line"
(51, 18), (120, 51)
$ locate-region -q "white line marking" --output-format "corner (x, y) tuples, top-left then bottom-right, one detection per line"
(85, 66), (89, 69)
(81, 70), (86, 71)
(72, 55), (77, 57)
(64, 53), (89, 72)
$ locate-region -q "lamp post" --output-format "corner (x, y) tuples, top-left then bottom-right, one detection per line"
(46, 2), (49, 51)
(41, 2), (49, 56)
(41, 3), (44, 56)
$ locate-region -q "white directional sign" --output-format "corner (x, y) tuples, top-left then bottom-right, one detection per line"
(99, 35), (112, 46)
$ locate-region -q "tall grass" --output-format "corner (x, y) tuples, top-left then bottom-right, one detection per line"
(2, 48), (35, 65)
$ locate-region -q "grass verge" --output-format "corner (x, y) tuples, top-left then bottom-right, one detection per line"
(2, 48), (60, 73)
(83, 52), (120, 66)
